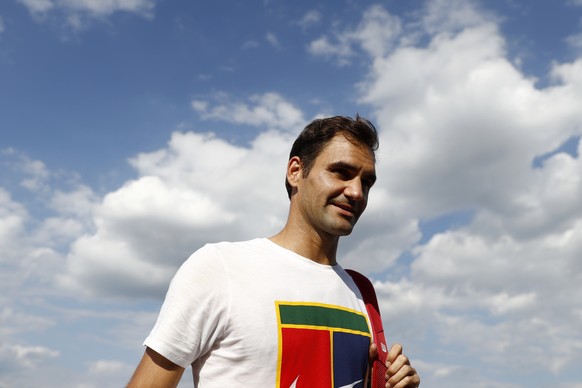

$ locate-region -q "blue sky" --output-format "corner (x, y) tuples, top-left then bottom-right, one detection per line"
(1, 0), (582, 387)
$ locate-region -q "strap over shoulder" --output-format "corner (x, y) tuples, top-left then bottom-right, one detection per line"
(346, 269), (388, 388)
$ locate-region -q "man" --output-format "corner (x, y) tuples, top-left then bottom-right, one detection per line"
(128, 116), (420, 388)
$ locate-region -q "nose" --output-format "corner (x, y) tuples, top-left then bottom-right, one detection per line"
(344, 178), (364, 202)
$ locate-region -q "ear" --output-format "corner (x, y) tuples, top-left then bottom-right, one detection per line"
(286, 156), (303, 191)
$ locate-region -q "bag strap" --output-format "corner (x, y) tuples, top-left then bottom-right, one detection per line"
(346, 269), (388, 388)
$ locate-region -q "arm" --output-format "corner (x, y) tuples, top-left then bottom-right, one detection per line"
(127, 347), (185, 388)
(385, 343), (420, 388)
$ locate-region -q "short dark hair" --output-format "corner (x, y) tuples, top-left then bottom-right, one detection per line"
(285, 115), (379, 198)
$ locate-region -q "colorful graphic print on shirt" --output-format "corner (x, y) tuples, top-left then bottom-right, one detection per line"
(275, 301), (371, 388)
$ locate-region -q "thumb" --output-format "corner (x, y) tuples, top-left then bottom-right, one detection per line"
(368, 342), (378, 363)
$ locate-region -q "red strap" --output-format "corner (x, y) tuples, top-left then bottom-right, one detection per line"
(346, 269), (388, 388)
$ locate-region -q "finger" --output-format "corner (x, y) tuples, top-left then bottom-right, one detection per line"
(388, 371), (420, 388)
(387, 353), (410, 376)
(369, 342), (378, 362)
(390, 371), (420, 388)
(386, 364), (415, 387)
(386, 343), (403, 364)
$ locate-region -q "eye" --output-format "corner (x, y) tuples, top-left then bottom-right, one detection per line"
(362, 176), (376, 190)
(333, 167), (351, 180)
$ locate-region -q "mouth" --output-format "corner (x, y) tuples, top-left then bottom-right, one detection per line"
(332, 202), (356, 218)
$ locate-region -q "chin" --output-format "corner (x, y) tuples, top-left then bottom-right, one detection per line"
(321, 215), (358, 236)
(331, 224), (355, 236)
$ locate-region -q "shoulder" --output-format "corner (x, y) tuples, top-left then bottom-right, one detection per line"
(178, 238), (267, 270)
(194, 238), (274, 259)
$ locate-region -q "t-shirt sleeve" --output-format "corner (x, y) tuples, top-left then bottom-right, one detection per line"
(143, 244), (230, 368)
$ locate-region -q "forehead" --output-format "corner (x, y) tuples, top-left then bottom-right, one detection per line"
(315, 134), (376, 168)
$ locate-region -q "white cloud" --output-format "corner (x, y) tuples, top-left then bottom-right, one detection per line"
(0, 150), (51, 192)
(58, 128), (294, 298)
(0, 189), (28, 252)
(339, 187), (421, 274)
(360, 23), (581, 220)
(50, 185), (98, 216)
(0, 340), (60, 387)
(18, 0), (156, 30)
(308, 5), (402, 65)
(1, 151), (98, 249)
(487, 292), (537, 315)
(410, 359), (521, 388)
(420, 0), (497, 35)
(0, 343), (59, 373)
(241, 40), (259, 50)
(266, 32), (280, 48)
(356, 5), (403, 58)
(190, 100), (208, 112)
(57, 0), (155, 17)
(13, 345), (59, 366)
(4, 1), (582, 386)
(298, 9), (321, 29)
(79, 359), (136, 388)
(87, 359), (130, 374)
(346, 1), (582, 383)
(18, 0), (55, 14)
(0, 306), (55, 338)
(309, 35), (354, 66)
(192, 92), (305, 132)
(0, 340), (135, 387)
(20, 159), (50, 191)
(35, 217), (85, 245)
(566, 32), (582, 51)
(0, 151), (98, 303)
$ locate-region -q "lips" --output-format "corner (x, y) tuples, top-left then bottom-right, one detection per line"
(332, 202), (356, 217)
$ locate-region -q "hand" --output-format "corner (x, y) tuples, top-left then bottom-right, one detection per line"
(368, 342), (379, 363)
(385, 343), (420, 388)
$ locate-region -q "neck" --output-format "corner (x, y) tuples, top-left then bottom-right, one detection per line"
(269, 219), (339, 266)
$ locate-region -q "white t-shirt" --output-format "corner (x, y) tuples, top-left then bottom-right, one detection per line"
(144, 238), (371, 388)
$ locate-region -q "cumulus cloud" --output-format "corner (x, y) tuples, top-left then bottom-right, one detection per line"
(191, 92), (305, 132)
(0, 186), (66, 295)
(0, 151), (101, 370)
(58, 129), (294, 298)
(4, 1), (582, 386)
(420, 0), (498, 35)
(308, 5), (402, 65)
(19, 5), (582, 384)
(360, 24), (581, 220)
(19, 160), (50, 191)
(338, 2), (582, 384)
(1, 148), (52, 193)
(50, 184), (98, 217)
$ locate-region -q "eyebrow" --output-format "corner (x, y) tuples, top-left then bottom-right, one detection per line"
(329, 161), (377, 185)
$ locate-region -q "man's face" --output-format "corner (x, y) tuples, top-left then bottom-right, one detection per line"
(294, 134), (377, 238)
